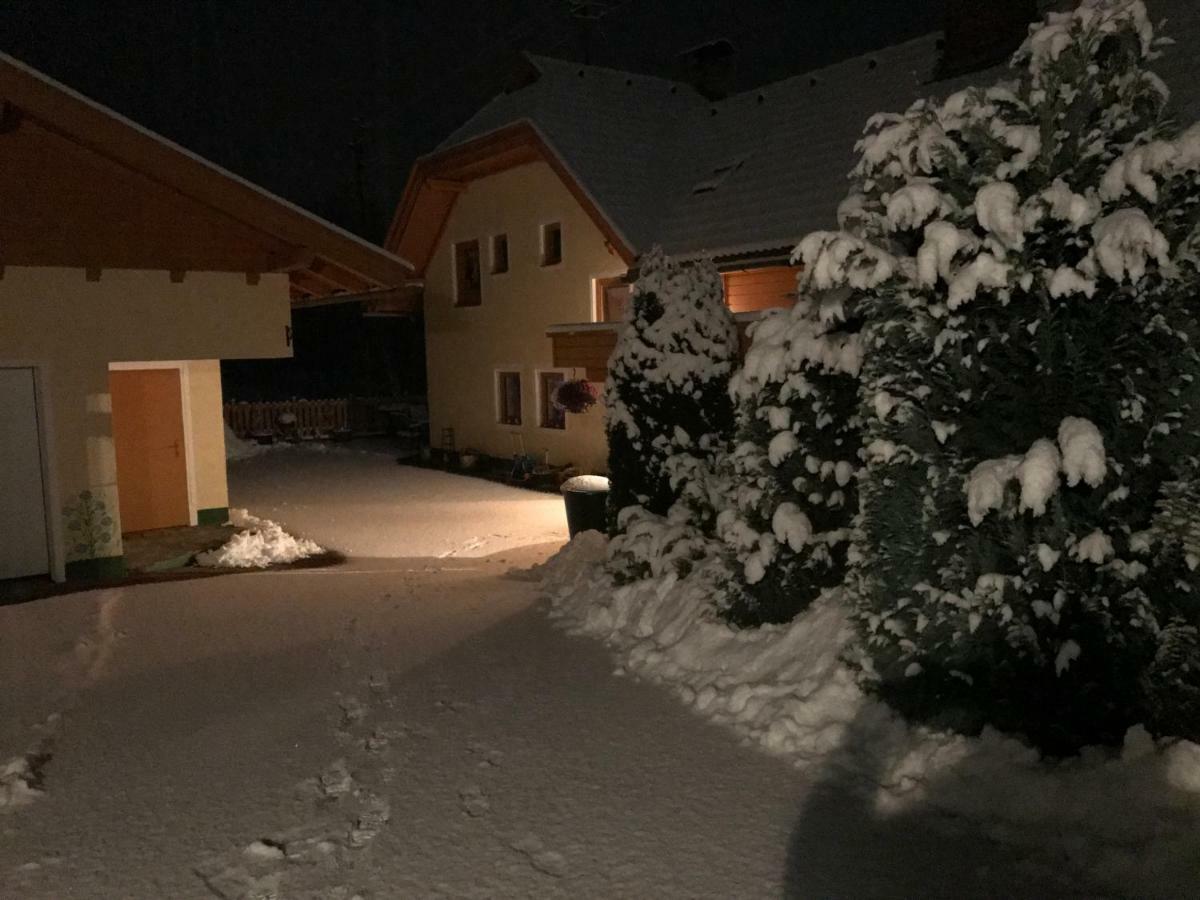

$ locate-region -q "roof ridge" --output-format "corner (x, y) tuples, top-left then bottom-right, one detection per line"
(521, 52), (701, 94)
(719, 30), (943, 105)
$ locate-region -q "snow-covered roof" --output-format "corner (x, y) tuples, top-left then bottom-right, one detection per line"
(440, 55), (706, 256)
(439, 0), (1200, 263)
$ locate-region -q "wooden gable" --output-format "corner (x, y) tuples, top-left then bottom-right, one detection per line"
(0, 54), (413, 303)
(385, 121), (635, 277)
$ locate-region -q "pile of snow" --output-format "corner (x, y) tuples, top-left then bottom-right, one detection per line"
(196, 509), (323, 569)
(224, 424), (272, 462)
(0, 757), (42, 811)
(539, 533), (1200, 896)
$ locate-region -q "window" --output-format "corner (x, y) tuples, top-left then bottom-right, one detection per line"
(539, 371), (566, 430)
(497, 371), (522, 425)
(595, 276), (632, 322)
(540, 222), (562, 267)
(490, 234), (509, 274)
(454, 239), (481, 306)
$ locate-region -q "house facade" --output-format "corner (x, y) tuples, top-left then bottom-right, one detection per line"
(0, 53), (411, 583)
(420, 156), (625, 473)
(388, 0), (1200, 478)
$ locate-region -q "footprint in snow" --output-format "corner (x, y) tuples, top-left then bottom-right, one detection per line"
(363, 730), (390, 754)
(194, 850), (283, 900)
(337, 695), (369, 730)
(365, 669), (389, 693)
(466, 741), (503, 768)
(510, 834), (568, 878)
(458, 784), (490, 817)
(347, 790), (391, 849)
(319, 759), (355, 798)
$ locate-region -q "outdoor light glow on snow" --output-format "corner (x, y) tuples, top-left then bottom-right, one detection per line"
(4, 0), (1200, 897)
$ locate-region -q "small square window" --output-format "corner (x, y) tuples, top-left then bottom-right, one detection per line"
(497, 371), (522, 426)
(454, 240), (481, 307)
(540, 222), (562, 267)
(540, 371), (566, 429)
(491, 234), (509, 274)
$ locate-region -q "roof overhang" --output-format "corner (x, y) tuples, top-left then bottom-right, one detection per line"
(0, 52), (415, 304)
(384, 120), (636, 276)
(291, 282), (424, 316)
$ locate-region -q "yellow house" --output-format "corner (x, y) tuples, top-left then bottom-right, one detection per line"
(389, 6), (1200, 478)
(384, 57), (809, 476)
(0, 53), (412, 584)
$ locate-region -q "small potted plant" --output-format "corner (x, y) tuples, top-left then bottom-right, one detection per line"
(552, 379), (598, 415)
(460, 447), (480, 469)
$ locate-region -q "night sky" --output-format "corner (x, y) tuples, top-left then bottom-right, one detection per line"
(2, 1), (943, 400)
(1, 0), (944, 243)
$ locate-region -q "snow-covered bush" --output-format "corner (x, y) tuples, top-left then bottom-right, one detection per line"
(717, 289), (864, 625)
(832, 0), (1200, 753)
(604, 247), (739, 537)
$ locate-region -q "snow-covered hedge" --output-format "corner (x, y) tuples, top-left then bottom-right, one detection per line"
(794, 0), (1200, 753)
(604, 248), (738, 539)
(717, 290), (863, 625)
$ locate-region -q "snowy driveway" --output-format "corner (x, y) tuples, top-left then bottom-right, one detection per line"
(0, 449), (1067, 898)
(227, 448), (568, 558)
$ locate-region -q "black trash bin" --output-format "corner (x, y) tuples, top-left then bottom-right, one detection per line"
(561, 475), (610, 537)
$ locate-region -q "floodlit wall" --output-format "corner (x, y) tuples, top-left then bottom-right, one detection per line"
(0, 267), (290, 575)
(186, 359), (230, 515)
(424, 161), (623, 473)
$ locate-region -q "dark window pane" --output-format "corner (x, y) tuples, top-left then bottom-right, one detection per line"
(455, 240), (481, 306)
(541, 223), (562, 267)
(498, 371), (521, 425)
(491, 234), (509, 274)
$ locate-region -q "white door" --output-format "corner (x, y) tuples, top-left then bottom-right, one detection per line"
(0, 367), (50, 579)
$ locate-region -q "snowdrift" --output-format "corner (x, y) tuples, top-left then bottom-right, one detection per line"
(539, 532), (1200, 896)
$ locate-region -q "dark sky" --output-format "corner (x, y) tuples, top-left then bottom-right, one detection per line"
(0, 1), (943, 244)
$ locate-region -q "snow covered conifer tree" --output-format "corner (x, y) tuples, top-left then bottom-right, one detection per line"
(604, 247), (739, 535)
(812, 0), (1200, 752)
(717, 286), (864, 626)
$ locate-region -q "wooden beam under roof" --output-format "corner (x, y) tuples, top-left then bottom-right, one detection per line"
(289, 269), (339, 298)
(0, 52), (414, 289)
(291, 283), (423, 314)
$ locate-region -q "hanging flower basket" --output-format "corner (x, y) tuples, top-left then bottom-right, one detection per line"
(552, 378), (598, 414)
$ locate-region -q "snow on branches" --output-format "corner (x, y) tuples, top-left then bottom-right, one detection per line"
(843, 0), (1200, 752)
(604, 247), (738, 545)
(719, 293), (863, 625)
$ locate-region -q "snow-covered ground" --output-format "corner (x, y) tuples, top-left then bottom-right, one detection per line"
(1, 455), (1085, 897)
(228, 445), (568, 558)
(541, 532), (1200, 897)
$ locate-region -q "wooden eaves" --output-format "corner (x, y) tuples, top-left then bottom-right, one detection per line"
(0, 52), (415, 303)
(384, 120), (637, 276)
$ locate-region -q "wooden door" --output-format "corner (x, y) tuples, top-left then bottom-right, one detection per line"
(109, 368), (190, 533)
(0, 367), (50, 578)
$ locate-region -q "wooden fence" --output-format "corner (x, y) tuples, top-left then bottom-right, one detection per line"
(225, 397), (419, 438)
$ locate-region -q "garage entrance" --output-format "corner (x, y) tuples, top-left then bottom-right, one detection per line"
(0, 367), (51, 579)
